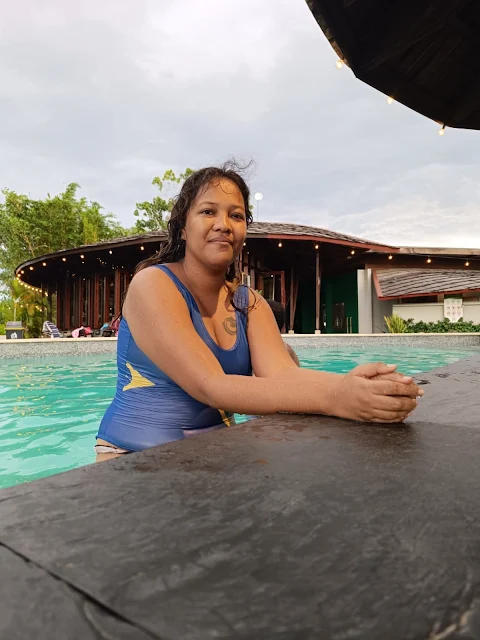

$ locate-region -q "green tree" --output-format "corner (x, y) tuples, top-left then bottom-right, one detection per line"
(133, 168), (193, 233)
(0, 183), (128, 282)
(0, 280), (44, 337)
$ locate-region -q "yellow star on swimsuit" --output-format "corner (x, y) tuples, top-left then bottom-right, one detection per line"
(122, 363), (155, 391)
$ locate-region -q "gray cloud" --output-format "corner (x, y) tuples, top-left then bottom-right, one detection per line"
(1, 0), (480, 248)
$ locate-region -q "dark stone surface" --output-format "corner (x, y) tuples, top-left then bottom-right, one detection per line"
(1, 355), (480, 639)
(0, 546), (152, 639)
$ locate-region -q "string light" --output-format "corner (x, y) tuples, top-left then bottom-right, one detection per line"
(387, 96), (394, 104)
(388, 255), (393, 260)
(278, 242), (283, 248)
(42, 262), (47, 266)
(21, 270), (24, 274)
(438, 124), (446, 136)
(351, 250), (355, 255)
(465, 261), (470, 267)
(29, 266), (34, 270)
(335, 59), (344, 69)
(62, 257), (67, 262)
(243, 242), (246, 247)
(140, 246), (144, 251)
(80, 254), (85, 259)
(109, 250), (113, 254)
(426, 258), (432, 264)
(315, 244), (319, 250)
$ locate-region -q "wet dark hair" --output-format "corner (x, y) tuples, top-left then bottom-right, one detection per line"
(266, 299), (285, 331)
(135, 160), (253, 284)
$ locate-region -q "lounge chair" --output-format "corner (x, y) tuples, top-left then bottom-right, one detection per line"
(42, 321), (63, 338)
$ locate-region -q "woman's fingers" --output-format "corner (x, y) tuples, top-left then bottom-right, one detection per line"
(371, 372), (413, 384)
(371, 379), (423, 398)
(368, 411), (412, 423)
(372, 394), (417, 413)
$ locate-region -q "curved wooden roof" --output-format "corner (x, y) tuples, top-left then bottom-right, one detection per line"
(14, 221), (397, 276)
(306, 0), (480, 130)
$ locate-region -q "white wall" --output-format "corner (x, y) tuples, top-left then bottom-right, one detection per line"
(464, 302), (480, 323)
(393, 303), (444, 323)
(372, 293), (393, 333)
(393, 302), (480, 324)
(357, 269), (373, 333)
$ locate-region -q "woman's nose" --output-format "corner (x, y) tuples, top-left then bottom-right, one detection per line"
(212, 212), (232, 232)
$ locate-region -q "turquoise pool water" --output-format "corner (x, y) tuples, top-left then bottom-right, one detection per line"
(0, 347), (477, 489)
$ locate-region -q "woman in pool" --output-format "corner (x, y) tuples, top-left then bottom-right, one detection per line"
(96, 163), (422, 458)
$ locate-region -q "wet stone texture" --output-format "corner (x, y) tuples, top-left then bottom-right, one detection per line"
(0, 356), (480, 639)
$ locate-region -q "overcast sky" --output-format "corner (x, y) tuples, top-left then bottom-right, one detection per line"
(2, 0), (480, 248)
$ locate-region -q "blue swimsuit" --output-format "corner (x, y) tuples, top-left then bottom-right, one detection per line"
(97, 265), (252, 451)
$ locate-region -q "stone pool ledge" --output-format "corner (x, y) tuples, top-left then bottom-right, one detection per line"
(1, 355), (480, 638)
(284, 332), (480, 348)
(0, 336), (117, 359)
(2, 332), (480, 359)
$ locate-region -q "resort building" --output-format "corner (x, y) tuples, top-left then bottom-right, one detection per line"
(14, 223), (480, 334)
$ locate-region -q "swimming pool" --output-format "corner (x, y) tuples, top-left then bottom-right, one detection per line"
(0, 346), (477, 489)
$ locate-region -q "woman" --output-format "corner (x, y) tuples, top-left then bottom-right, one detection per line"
(96, 163), (422, 459)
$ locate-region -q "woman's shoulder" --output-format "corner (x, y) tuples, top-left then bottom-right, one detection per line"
(124, 264), (190, 316)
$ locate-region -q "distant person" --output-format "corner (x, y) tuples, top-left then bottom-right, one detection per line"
(265, 299), (300, 366)
(95, 162), (423, 460)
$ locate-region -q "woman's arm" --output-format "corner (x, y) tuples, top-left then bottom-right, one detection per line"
(124, 269), (420, 423)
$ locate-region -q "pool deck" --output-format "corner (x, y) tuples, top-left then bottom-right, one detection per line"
(1, 332), (480, 358)
(1, 356), (480, 638)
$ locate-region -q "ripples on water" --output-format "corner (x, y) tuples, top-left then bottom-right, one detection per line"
(0, 347), (476, 488)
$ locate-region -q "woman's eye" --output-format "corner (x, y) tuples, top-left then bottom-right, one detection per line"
(201, 209), (214, 215)
(232, 213), (245, 220)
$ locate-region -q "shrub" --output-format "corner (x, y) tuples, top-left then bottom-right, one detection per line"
(403, 318), (480, 333)
(384, 314), (407, 333)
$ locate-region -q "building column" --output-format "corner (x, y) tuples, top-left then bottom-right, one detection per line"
(46, 283), (53, 322)
(288, 266), (299, 334)
(315, 248), (322, 334)
(93, 273), (100, 329)
(56, 281), (62, 329)
(357, 269), (373, 334)
(114, 269), (122, 319)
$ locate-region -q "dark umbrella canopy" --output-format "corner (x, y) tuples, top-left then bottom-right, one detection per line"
(306, 0), (480, 130)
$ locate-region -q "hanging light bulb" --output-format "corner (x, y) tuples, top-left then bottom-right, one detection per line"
(278, 242), (283, 248)
(109, 250), (113, 254)
(438, 124), (446, 136)
(42, 262), (47, 266)
(29, 266), (34, 270)
(140, 245), (144, 251)
(80, 254), (85, 259)
(387, 96), (394, 105)
(465, 261), (470, 267)
(62, 257), (67, 262)
(351, 250), (355, 255)
(426, 258), (432, 264)
(335, 59), (344, 69)
(315, 244), (319, 250)
(388, 255), (393, 260)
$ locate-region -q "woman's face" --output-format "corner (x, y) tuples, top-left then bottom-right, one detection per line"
(182, 178), (247, 271)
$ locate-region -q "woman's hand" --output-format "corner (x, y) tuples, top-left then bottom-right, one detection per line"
(350, 362), (416, 385)
(331, 363), (423, 423)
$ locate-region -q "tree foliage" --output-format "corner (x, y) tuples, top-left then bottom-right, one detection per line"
(133, 168), (193, 233)
(0, 183), (127, 281)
